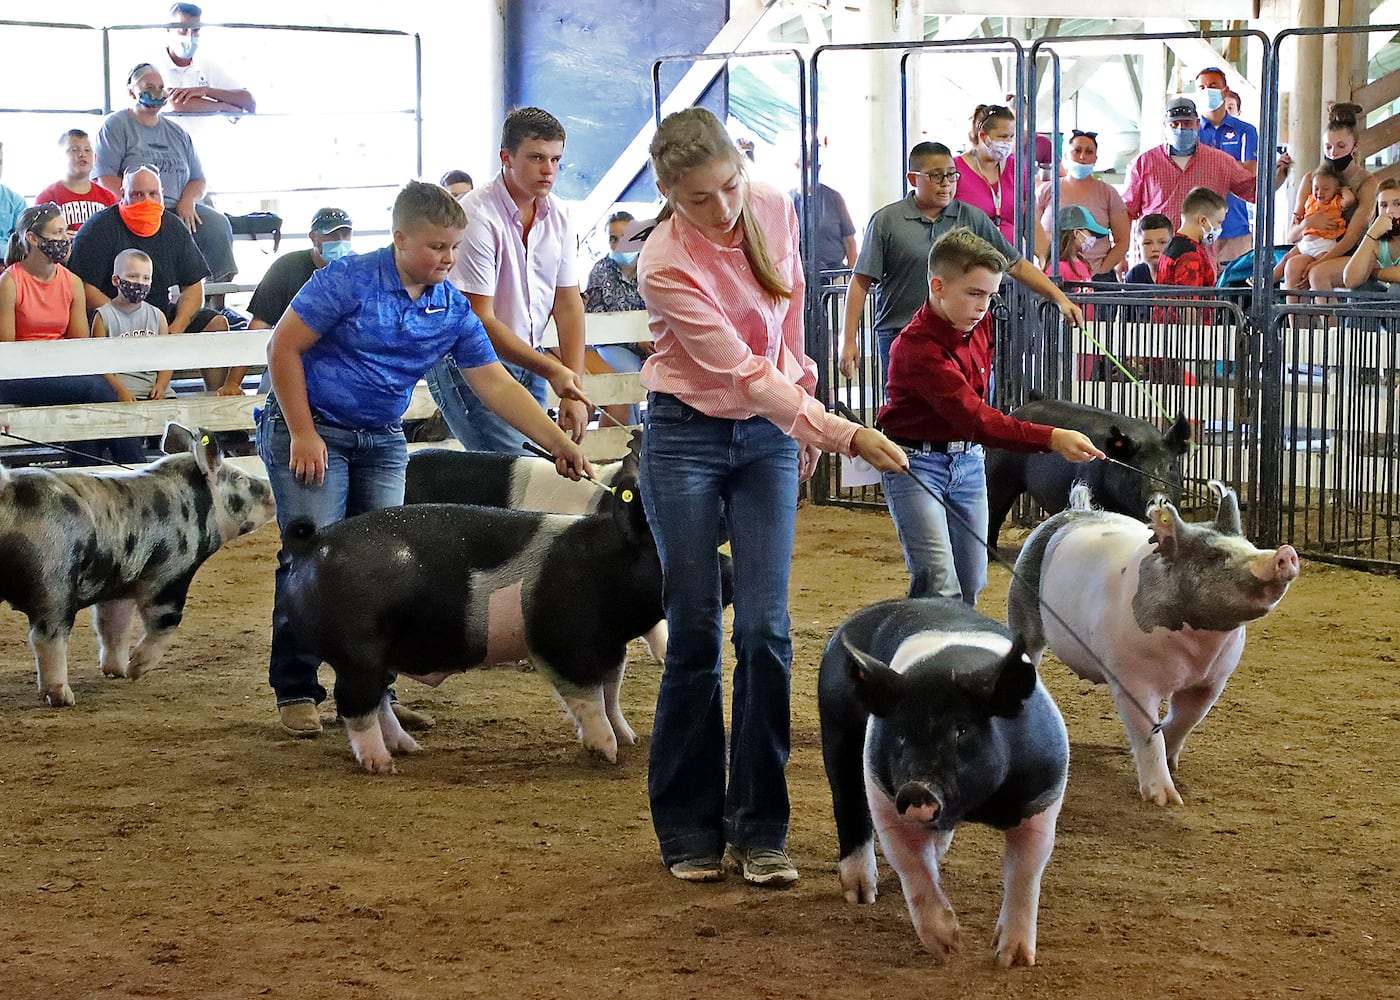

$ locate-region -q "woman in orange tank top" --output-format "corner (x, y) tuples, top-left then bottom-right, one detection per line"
(0, 203), (145, 465)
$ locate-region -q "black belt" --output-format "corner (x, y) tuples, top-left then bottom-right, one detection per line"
(887, 436), (976, 454)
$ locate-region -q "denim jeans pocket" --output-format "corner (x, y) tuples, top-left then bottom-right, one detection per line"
(646, 392), (698, 425)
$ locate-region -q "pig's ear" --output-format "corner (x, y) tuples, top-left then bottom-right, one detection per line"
(160, 422), (195, 456)
(840, 635), (901, 717)
(1147, 497), (1185, 559)
(189, 427), (223, 479)
(1209, 480), (1242, 535)
(1105, 425), (1136, 458)
(988, 639), (1037, 719)
(1165, 412), (1192, 453)
(609, 480), (647, 542)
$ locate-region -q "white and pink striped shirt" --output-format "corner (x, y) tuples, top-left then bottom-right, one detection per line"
(637, 181), (857, 456)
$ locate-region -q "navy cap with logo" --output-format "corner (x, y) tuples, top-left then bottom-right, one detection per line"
(310, 207), (353, 235)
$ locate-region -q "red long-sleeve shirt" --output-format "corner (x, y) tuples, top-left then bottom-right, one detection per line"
(876, 302), (1054, 451)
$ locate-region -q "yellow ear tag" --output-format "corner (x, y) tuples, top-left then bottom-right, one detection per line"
(200, 435), (211, 447)
(1157, 509), (1170, 525)
(620, 489), (635, 504)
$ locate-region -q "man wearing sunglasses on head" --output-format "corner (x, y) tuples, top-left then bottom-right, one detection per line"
(840, 140), (1084, 381)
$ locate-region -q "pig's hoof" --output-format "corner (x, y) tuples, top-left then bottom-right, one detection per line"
(913, 907), (962, 961)
(128, 647), (162, 678)
(100, 661), (130, 679)
(838, 848), (878, 905)
(583, 732), (620, 764)
(611, 716), (637, 747)
(384, 730), (423, 755)
(41, 685), (75, 707)
(991, 923), (1036, 967)
(1140, 781), (1184, 807)
(354, 749), (398, 775)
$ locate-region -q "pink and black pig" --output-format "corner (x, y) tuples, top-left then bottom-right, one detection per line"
(818, 595), (1068, 967)
(1009, 481), (1299, 806)
(985, 398), (1191, 548)
(402, 434), (667, 661)
(280, 485), (676, 774)
(0, 423), (275, 707)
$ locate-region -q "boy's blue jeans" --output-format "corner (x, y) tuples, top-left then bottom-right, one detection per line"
(425, 356), (546, 455)
(256, 396), (408, 705)
(882, 446), (989, 606)
(640, 392), (798, 866)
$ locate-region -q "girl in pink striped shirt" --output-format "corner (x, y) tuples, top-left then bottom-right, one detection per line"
(637, 108), (905, 886)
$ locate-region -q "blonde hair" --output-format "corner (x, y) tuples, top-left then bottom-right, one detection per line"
(649, 107), (790, 300)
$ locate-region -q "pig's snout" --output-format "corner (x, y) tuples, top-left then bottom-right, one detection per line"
(1251, 544), (1299, 583)
(895, 782), (941, 823)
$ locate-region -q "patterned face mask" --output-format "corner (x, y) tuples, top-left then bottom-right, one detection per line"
(35, 235), (72, 264)
(117, 278), (151, 304)
(137, 89), (169, 109)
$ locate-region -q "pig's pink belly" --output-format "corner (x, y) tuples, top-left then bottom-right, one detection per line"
(396, 580), (530, 684)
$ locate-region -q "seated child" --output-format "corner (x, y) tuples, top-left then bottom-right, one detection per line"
(1153, 187), (1228, 333)
(35, 129), (118, 236)
(1158, 186), (1228, 290)
(1124, 213), (1174, 286)
(1275, 164), (1355, 288)
(92, 248), (172, 401)
(1047, 205), (1108, 321)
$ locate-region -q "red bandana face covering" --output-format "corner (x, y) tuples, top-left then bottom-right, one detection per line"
(119, 200), (164, 237)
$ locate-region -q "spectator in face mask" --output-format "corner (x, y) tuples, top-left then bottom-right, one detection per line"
(1034, 128), (1130, 280)
(242, 208), (354, 392)
(1122, 97), (1256, 270)
(582, 209), (651, 426)
(160, 3), (256, 114)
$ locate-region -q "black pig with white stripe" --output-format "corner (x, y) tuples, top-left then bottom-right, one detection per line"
(819, 595), (1068, 967)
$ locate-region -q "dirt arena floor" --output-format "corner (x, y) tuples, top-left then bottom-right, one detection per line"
(1, 502), (1397, 1000)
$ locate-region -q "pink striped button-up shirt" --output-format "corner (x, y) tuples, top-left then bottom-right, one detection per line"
(638, 181), (857, 456)
(1122, 143), (1256, 226)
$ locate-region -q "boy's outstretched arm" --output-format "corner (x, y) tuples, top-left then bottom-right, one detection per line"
(462, 361), (594, 481)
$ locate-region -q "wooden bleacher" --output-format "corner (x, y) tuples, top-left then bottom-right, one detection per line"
(0, 310), (650, 469)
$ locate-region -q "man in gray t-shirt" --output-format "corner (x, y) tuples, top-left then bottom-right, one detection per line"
(840, 140), (1084, 381)
(94, 62), (237, 281)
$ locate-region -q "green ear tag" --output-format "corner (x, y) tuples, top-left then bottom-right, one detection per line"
(621, 489), (635, 503)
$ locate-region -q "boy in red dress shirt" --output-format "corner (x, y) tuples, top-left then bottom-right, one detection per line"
(877, 227), (1103, 604)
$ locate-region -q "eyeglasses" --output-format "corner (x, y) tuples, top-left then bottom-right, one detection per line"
(1071, 129), (1098, 140)
(915, 170), (961, 184)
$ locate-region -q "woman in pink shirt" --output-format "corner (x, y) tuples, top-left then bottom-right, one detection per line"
(637, 107), (904, 886)
(0, 203), (143, 465)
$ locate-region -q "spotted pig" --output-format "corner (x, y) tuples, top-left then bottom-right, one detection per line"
(0, 424), (275, 707)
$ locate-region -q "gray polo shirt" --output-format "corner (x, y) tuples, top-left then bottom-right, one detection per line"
(854, 195), (1021, 333)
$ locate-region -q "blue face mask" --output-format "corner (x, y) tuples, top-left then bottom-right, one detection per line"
(609, 251), (639, 265)
(1065, 161), (1096, 180)
(319, 240), (353, 263)
(1168, 128), (1199, 155)
(137, 89), (168, 109)
(1200, 88), (1225, 112)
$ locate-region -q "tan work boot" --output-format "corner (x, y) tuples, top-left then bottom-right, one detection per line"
(278, 702), (322, 737)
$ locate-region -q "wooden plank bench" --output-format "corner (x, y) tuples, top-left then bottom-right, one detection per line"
(0, 310), (650, 465)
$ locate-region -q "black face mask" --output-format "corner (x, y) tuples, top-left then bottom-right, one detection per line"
(1325, 153), (1354, 173)
(1388, 218), (1400, 239)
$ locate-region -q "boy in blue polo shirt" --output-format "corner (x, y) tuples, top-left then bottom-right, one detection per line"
(257, 180), (591, 737)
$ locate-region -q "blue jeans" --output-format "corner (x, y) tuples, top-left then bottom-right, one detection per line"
(876, 327), (898, 382)
(0, 375), (145, 466)
(640, 392), (798, 865)
(191, 202), (238, 283)
(882, 447), (989, 605)
(255, 396), (408, 705)
(426, 356), (546, 455)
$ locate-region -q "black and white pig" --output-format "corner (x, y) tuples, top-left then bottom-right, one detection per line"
(1009, 481), (1299, 806)
(402, 435), (667, 662)
(280, 489), (673, 774)
(985, 398), (1191, 547)
(818, 596), (1069, 967)
(0, 424), (275, 707)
